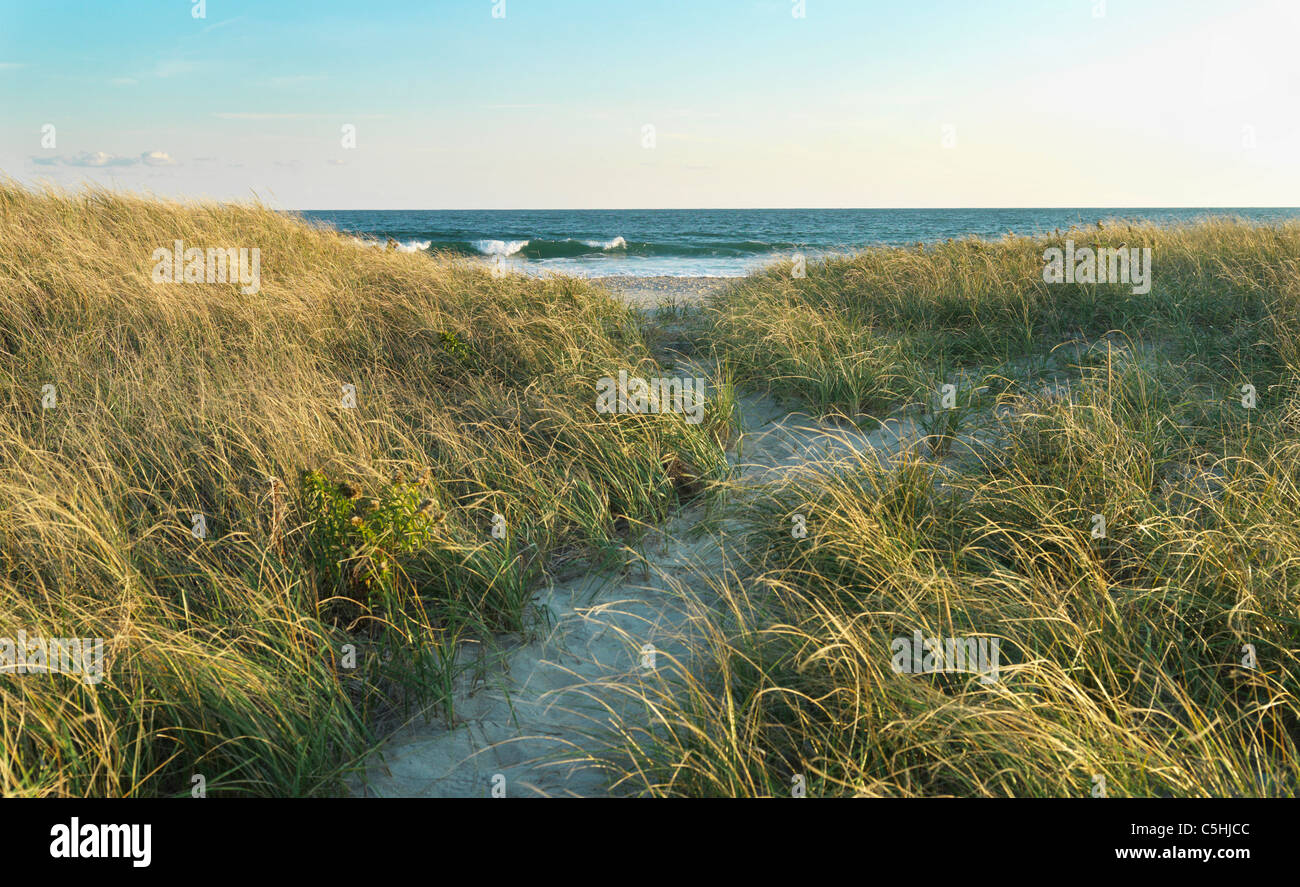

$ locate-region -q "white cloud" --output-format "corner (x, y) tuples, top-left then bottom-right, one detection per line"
(65, 151), (136, 167)
(141, 151), (177, 166)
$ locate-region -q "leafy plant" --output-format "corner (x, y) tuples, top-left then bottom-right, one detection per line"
(300, 468), (442, 616)
(438, 329), (473, 368)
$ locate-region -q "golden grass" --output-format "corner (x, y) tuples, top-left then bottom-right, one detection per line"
(595, 218), (1300, 796)
(0, 181), (731, 796)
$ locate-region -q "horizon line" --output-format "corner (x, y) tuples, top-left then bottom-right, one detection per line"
(293, 205), (1300, 213)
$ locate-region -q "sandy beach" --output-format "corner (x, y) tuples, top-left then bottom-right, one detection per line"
(597, 275), (738, 307)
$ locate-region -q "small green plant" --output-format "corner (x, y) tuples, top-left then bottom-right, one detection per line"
(438, 329), (473, 367)
(300, 468), (442, 615)
(919, 382), (972, 460)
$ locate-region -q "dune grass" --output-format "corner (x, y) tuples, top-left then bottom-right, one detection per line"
(600, 219), (1300, 796)
(0, 181), (732, 796)
(711, 220), (1296, 416)
(7, 189), (1295, 798)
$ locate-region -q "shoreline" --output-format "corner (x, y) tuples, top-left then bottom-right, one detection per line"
(597, 275), (739, 307)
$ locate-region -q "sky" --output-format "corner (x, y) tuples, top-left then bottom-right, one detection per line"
(1, 0), (1298, 209)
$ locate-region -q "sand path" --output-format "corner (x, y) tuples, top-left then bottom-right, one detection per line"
(352, 394), (920, 797)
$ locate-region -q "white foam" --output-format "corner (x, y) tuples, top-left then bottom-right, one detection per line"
(473, 239), (529, 256)
(346, 236), (429, 252)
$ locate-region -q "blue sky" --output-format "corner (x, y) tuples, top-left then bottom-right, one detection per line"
(2, 0), (1297, 208)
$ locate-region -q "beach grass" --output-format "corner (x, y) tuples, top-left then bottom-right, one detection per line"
(5, 184), (1297, 798)
(598, 219), (1300, 796)
(0, 181), (732, 796)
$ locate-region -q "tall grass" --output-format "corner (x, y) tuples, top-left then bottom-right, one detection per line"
(601, 218), (1300, 796)
(0, 181), (731, 796)
(712, 219), (1298, 417)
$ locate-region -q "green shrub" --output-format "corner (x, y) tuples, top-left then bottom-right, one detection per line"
(300, 469), (442, 617)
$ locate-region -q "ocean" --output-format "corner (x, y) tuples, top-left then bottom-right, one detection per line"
(298, 208), (1300, 278)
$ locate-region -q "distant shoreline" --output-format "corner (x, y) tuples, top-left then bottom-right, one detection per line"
(301, 207), (1300, 282)
(598, 275), (738, 307)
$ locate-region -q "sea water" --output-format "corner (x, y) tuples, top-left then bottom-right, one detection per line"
(299, 207), (1300, 278)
